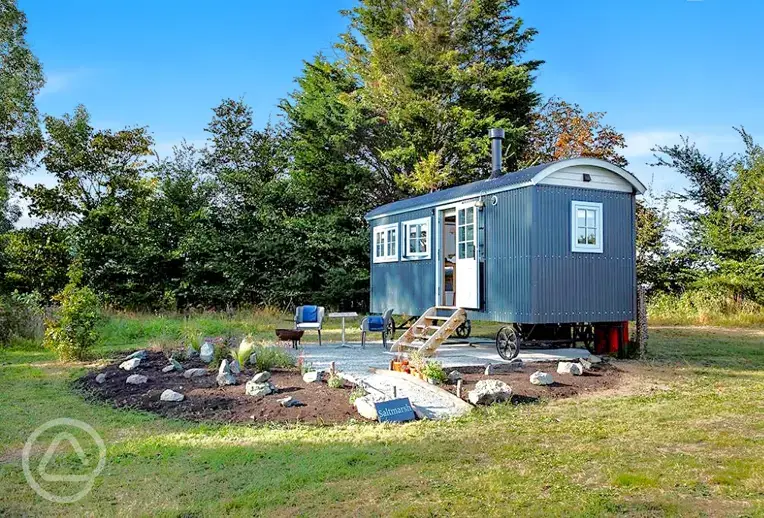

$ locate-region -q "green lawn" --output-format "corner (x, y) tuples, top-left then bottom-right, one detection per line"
(1, 317), (763, 516)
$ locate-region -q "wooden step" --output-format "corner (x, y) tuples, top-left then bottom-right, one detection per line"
(414, 324), (441, 331)
(391, 306), (467, 356)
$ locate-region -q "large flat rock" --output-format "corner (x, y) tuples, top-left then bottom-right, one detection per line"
(352, 370), (473, 420)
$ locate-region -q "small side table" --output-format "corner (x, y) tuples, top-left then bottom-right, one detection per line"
(328, 312), (358, 345)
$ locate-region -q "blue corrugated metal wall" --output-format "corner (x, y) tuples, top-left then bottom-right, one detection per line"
(529, 186), (636, 323)
(480, 188), (533, 322)
(370, 207), (435, 316)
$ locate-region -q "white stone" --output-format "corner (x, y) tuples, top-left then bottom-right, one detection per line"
(248, 353), (257, 366)
(124, 350), (147, 361)
(278, 396), (300, 408)
(579, 358), (593, 371)
(557, 362), (583, 376)
(229, 359), (241, 375)
(162, 365), (175, 373)
(354, 394), (385, 420)
(588, 354), (602, 364)
(251, 371), (271, 383)
(160, 389), (184, 402)
(217, 359), (237, 386)
(245, 380), (275, 398)
(95, 373), (107, 384)
(468, 379), (512, 405)
(126, 374), (148, 385)
(484, 364), (494, 375)
(119, 358), (141, 371)
(447, 370), (463, 382)
(183, 368), (208, 379)
(199, 342), (215, 363)
(530, 371), (553, 386)
(302, 371), (322, 383)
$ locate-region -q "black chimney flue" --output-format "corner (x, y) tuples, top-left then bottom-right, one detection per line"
(489, 128), (505, 179)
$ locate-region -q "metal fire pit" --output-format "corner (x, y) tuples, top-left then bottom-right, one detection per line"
(275, 328), (304, 349)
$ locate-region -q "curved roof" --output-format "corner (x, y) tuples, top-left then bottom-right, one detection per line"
(365, 157), (646, 220)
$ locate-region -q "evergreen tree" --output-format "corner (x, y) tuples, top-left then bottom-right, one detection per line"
(337, 0), (541, 194)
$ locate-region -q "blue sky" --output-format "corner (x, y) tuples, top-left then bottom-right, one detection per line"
(19, 0), (764, 224)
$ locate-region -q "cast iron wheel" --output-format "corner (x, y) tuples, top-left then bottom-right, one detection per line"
(455, 319), (472, 339)
(574, 324), (595, 352)
(496, 325), (521, 360)
(386, 317), (396, 341)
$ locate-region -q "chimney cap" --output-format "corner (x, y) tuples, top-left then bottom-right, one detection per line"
(489, 128), (505, 140)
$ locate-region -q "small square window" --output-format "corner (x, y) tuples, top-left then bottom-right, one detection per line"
(402, 217), (430, 260)
(571, 201), (603, 253)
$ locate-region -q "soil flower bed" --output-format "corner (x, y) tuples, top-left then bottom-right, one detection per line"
(77, 351), (357, 424)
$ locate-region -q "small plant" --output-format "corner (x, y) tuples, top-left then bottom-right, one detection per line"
(43, 282), (102, 361)
(231, 335), (256, 367)
(327, 373), (344, 389)
(180, 323), (202, 352)
(349, 386), (367, 404)
(211, 339), (230, 368)
(254, 346), (296, 372)
(422, 360), (447, 384)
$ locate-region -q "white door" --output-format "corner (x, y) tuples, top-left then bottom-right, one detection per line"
(455, 203), (479, 309)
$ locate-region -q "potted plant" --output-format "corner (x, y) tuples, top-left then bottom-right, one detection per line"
(422, 360), (447, 385)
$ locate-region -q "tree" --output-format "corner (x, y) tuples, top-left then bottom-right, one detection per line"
(522, 96), (627, 167)
(337, 0), (541, 195)
(148, 141), (214, 308)
(695, 130), (764, 302)
(19, 106), (161, 307)
(0, 0), (44, 232)
(281, 56), (381, 212)
(0, 224), (70, 298)
(652, 129), (764, 302)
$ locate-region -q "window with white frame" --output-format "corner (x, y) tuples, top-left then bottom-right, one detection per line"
(402, 217), (430, 260)
(373, 223), (398, 263)
(457, 206), (476, 259)
(571, 201), (603, 253)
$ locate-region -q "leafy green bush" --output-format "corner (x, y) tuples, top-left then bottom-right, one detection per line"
(43, 283), (102, 360)
(254, 346), (295, 372)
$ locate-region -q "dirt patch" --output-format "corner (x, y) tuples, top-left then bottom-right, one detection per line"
(76, 351), (626, 424)
(440, 362), (623, 403)
(76, 351), (357, 425)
